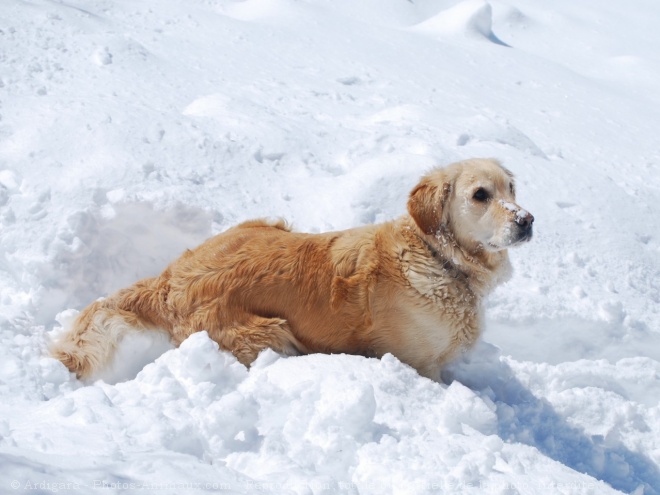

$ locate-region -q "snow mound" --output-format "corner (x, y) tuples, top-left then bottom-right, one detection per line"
(8, 332), (640, 493)
(412, 0), (509, 46)
(33, 202), (212, 324)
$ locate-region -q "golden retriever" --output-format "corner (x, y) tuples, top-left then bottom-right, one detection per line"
(52, 158), (533, 380)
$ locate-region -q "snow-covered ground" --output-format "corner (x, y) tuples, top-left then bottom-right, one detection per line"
(1, 0), (659, 493)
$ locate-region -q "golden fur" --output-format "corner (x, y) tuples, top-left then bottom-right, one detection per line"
(52, 158), (533, 379)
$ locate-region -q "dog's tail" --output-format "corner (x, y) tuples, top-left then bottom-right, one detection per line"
(51, 277), (165, 379)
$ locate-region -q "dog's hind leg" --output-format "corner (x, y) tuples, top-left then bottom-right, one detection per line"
(209, 315), (307, 366)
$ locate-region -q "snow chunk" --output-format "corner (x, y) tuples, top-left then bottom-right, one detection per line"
(0, 170), (20, 190)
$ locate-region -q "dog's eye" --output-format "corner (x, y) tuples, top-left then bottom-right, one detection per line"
(472, 188), (490, 202)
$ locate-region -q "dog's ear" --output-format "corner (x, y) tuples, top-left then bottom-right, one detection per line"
(407, 173), (451, 235)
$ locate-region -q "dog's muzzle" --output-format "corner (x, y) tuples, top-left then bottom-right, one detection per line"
(514, 210), (534, 242)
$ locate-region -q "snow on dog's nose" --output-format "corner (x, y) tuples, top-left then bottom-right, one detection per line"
(515, 209), (534, 228)
(499, 200), (534, 225)
(499, 200), (534, 243)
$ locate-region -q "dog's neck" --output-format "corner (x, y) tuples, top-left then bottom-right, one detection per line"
(401, 217), (512, 296)
(409, 229), (470, 283)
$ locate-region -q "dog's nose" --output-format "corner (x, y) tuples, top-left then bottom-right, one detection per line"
(516, 211), (534, 228)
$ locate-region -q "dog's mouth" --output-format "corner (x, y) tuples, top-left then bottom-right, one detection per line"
(486, 225), (533, 251)
(514, 226), (533, 244)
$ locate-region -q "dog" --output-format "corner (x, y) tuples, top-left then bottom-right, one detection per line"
(51, 158), (533, 380)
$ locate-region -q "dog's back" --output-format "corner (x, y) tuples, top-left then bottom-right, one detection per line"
(52, 218), (383, 378)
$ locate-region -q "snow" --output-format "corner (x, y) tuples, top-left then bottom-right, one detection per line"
(1, 0), (659, 493)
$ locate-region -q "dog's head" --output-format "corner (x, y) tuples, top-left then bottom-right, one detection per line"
(407, 159), (534, 252)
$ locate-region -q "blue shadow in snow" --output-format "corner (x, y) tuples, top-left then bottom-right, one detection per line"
(444, 343), (660, 495)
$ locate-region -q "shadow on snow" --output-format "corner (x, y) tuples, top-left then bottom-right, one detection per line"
(445, 342), (660, 495)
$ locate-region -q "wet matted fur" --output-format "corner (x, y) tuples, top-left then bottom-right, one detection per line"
(52, 158), (534, 379)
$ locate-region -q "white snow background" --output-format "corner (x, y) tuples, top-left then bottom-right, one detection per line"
(1, 0), (659, 493)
